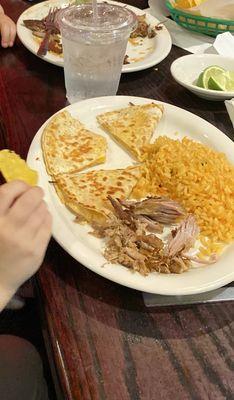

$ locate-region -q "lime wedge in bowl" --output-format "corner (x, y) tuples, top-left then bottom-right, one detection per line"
(226, 71), (234, 81)
(226, 79), (234, 91)
(208, 75), (227, 91)
(226, 71), (234, 91)
(171, 54), (234, 100)
(208, 71), (234, 92)
(197, 66), (226, 89)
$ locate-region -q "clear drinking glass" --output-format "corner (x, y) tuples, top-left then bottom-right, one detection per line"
(57, 3), (136, 103)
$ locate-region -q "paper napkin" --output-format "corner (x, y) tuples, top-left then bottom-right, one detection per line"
(213, 32), (234, 57)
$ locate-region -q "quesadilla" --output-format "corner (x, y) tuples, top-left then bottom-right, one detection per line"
(97, 103), (164, 161)
(42, 111), (107, 176)
(54, 166), (141, 224)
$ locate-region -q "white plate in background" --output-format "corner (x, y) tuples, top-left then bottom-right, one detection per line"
(17, 0), (172, 73)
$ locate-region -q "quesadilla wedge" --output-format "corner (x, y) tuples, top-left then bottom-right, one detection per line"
(97, 103), (163, 161)
(54, 166), (141, 224)
(42, 111), (107, 176)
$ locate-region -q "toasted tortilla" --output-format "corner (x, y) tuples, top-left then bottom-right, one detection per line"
(42, 111), (107, 176)
(97, 103), (163, 161)
(54, 166), (141, 224)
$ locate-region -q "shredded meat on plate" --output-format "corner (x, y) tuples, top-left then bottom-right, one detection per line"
(90, 196), (216, 275)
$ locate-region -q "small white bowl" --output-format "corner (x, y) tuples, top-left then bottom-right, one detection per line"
(171, 54), (234, 101)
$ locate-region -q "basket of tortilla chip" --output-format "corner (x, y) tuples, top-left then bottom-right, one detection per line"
(166, 0), (234, 37)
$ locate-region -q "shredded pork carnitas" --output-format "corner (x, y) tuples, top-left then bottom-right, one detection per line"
(24, 12), (162, 58)
(130, 15), (162, 39)
(91, 196), (211, 275)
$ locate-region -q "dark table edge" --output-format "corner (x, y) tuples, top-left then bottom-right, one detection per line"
(36, 280), (67, 400)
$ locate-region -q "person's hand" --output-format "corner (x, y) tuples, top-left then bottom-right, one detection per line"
(0, 181), (52, 305)
(0, 12), (16, 48)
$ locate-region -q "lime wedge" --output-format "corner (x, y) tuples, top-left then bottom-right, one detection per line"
(208, 75), (227, 91)
(226, 71), (234, 81)
(226, 71), (234, 91)
(208, 71), (234, 92)
(197, 66), (226, 89)
(226, 80), (234, 91)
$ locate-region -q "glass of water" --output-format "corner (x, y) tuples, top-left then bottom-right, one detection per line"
(57, 3), (136, 104)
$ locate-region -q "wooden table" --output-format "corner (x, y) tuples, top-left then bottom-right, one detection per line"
(0, 1), (233, 399)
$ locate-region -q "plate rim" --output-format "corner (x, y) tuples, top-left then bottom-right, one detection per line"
(27, 95), (234, 295)
(16, 0), (172, 73)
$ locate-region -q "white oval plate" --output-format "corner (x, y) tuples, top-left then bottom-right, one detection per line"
(27, 95), (234, 295)
(171, 54), (234, 101)
(17, 0), (172, 73)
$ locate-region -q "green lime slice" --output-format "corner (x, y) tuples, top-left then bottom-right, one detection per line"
(197, 65), (226, 89)
(226, 79), (234, 91)
(226, 71), (234, 81)
(207, 72), (234, 92)
(208, 75), (227, 91)
(225, 71), (234, 91)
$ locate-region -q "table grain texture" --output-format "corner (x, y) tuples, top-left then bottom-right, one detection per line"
(0, 1), (233, 399)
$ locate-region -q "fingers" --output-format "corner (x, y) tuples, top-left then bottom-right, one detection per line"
(32, 212), (52, 260)
(0, 16), (16, 48)
(7, 186), (44, 225)
(0, 180), (51, 244)
(23, 200), (50, 239)
(1, 21), (11, 48)
(19, 203), (52, 270)
(0, 180), (29, 215)
(9, 21), (16, 47)
(37, 212), (52, 246)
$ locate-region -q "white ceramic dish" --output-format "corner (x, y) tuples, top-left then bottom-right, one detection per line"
(27, 95), (234, 296)
(17, 0), (172, 73)
(171, 54), (234, 101)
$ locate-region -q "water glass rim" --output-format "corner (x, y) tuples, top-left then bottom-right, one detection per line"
(57, 3), (137, 34)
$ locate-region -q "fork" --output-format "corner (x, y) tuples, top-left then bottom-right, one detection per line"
(37, 7), (60, 57)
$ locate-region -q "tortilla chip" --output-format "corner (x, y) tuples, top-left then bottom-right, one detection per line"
(0, 150), (38, 185)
